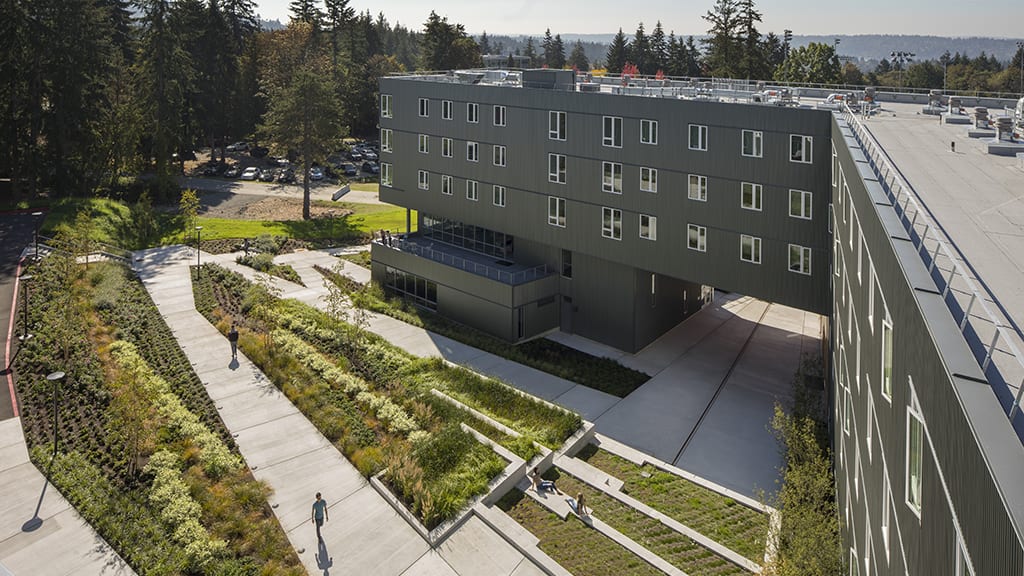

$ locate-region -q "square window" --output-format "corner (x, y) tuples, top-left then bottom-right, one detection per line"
(687, 224), (707, 252)
(549, 111), (566, 140)
(741, 235), (761, 264)
(688, 174), (707, 201)
(418, 134), (429, 154)
(601, 207), (622, 240)
(493, 105), (506, 126)
(548, 196), (565, 227)
(441, 137), (452, 158)
(790, 134), (813, 163)
(466, 141), (479, 162)
(418, 97), (429, 117)
(380, 162), (392, 186)
(640, 119), (658, 145)
(441, 174), (453, 195)
(689, 124), (708, 151)
(789, 189), (813, 219)
(742, 129), (763, 157)
(640, 167), (658, 193)
(907, 404), (923, 516)
(442, 99), (452, 120)
(417, 170), (429, 190)
(548, 153), (566, 184)
(602, 162), (622, 194)
(493, 185), (506, 207)
(603, 116), (622, 148)
(466, 180), (478, 201)
(788, 244), (812, 274)
(380, 94), (392, 118)
(381, 128), (392, 153)
(493, 145), (506, 167)
(741, 182), (762, 211)
(640, 214), (657, 240)
(467, 102), (478, 123)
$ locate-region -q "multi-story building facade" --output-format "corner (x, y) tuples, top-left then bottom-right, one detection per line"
(374, 70), (1024, 574)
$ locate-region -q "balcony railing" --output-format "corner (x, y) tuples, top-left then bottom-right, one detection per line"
(378, 238), (550, 285)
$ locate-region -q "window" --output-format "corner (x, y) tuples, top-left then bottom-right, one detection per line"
(640, 167), (658, 193)
(741, 182), (762, 211)
(418, 97), (429, 117)
(442, 99), (452, 120)
(844, 386), (852, 435)
(789, 244), (812, 275)
(467, 102), (478, 123)
(740, 235), (761, 264)
(417, 170), (429, 190)
(603, 116), (622, 147)
(548, 196), (566, 227)
(866, 394), (873, 459)
(466, 141), (479, 162)
(688, 174), (708, 201)
(907, 399), (924, 517)
(441, 137), (452, 158)
(601, 207), (622, 240)
(640, 119), (658, 145)
(868, 265), (876, 328)
(381, 128), (392, 153)
(687, 224), (707, 252)
(790, 189), (813, 219)
(493, 105), (506, 126)
(380, 94), (392, 118)
(549, 111), (566, 140)
(881, 319), (893, 401)
(561, 249), (572, 278)
(493, 185), (506, 207)
(441, 175), (453, 195)
(602, 162), (622, 194)
(640, 214), (657, 240)
(956, 533), (975, 576)
(381, 162), (392, 186)
(790, 134), (813, 163)
(493, 145), (506, 167)
(742, 129), (763, 157)
(881, 475), (891, 561)
(832, 142), (838, 186)
(548, 153), (566, 184)
(418, 134), (429, 154)
(466, 180), (478, 201)
(689, 124), (708, 151)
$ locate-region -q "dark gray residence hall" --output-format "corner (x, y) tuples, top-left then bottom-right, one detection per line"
(373, 69), (1024, 575)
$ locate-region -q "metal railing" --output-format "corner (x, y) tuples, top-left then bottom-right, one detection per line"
(840, 105), (1024, 430)
(379, 238), (550, 285)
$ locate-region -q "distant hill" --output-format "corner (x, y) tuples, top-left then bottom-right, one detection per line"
(260, 19), (285, 31)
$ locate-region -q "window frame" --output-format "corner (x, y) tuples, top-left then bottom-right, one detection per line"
(441, 174), (453, 196)
(380, 128), (392, 153)
(639, 214), (657, 241)
(417, 170), (429, 190)
(689, 124), (708, 151)
(602, 115), (623, 148)
(549, 110), (566, 141)
(602, 161), (622, 194)
(547, 196), (566, 227)
(640, 167), (658, 193)
(380, 93), (392, 118)
(441, 137), (452, 158)
(788, 244), (812, 275)
(548, 153), (566, 184)
(380, 162), (392, 186)
(493, 105), (506, 126)
(466, 141), (479, 162)
(687, 224), (707, 252)
(740, 234), (762, 264)
(742, 129), (763, 158)
(466, 179), (478, 201)
(493, 144), (506, 167)
(741, 182), (762, 211)
(789, 189), (813, 220)
(418, 97), (429, 118)
(688, 174), (708, 202)
(906, 397), (924, 519)
(640, 119), (658, 145)
(417, 134), (429, 154)
(466, 102), (479, 123)
(601, 207), (622, 240)
(441, 99), (453, 120)
(493, 184), (506, 207)
(881, 317), (893, 402)
(790, 134), (813, 163)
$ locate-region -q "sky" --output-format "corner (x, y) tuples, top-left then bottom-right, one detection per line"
(255, 0), (1024, 38)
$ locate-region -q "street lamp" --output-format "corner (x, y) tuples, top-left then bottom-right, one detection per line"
(18, 274), (33, 342)
(47, 371), (64, 460)
(195, 225), (203, 277)
(890, 51), (914, 90)
(31, 211), (43, 261)
(939, 52), (951, 93)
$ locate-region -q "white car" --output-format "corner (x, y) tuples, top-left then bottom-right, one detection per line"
(226, 141), (249, 152)
(240, 166), (260, 180)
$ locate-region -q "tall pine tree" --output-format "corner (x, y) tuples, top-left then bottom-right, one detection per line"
(702, 0), (741, 78)
(605, 28), (628, 73)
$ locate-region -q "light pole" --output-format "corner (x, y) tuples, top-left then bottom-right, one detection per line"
(47, 371), (64, 461)
(195, 226), (203, 278)
(18, 274), (33, 342)
(31, 211), (43, 261)
(327, 210), (336, 246)
(890, 51), (914, 90)
(1017, 40), (1023, 96)
(940, 52), (951, 93)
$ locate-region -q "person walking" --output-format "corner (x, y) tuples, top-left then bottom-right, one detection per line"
(575, 491), (589, 517)
(228, 323), (239, 359)
(312, 492), (329, 541)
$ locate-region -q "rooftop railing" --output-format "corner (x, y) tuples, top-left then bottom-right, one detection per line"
(378, 237), (551, 285)
(841, 105), (1024, 435)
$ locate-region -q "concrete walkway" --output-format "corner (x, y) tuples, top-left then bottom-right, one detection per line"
(0, 419), (134, 576)
(135, 245), (543, 576)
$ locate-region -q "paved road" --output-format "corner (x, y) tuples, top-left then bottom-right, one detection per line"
(0, 212), (44, 421)
(179, 176), (385, 205)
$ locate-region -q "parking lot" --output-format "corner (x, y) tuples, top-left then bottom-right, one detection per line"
(189, 139), (381, 185)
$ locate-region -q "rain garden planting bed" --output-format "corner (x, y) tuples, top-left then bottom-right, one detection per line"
(193, 263), (579, 529)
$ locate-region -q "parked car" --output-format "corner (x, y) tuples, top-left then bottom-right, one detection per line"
(347, 150), (364, 161)
(309, 166), (324, 180)
(259, 168), (277, 182)
(341, 162), (358, 177)
(224, 166), (241, 178)
(240, 166), (260, 180)
(362, 151), (378, 161)
(226, 141), (249, 152)
(361, 161), (379, 174)
(250, 146), (269, 158)
(278, 168), (295, 183)
(201, 161), (226, 176)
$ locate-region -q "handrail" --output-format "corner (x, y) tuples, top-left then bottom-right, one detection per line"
(379, 238), (550, 285)
(840, 104), (1024, 427)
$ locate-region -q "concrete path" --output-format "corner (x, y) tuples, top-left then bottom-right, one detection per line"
(135, 245), (542, 576)
(0, 419), (134, 576)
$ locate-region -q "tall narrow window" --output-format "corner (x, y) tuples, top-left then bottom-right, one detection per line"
(466, 180), (478, 201)
(789, 189), (813, 219)
(639, 214), (657, 240)
(441, 174), (453, 195)
(602, 162), (622, 194)
(441, 99), (452, 120)
(907, 400), (924, 517)
(466, 141), (479, 162)
(603, 116), (622, 147)
(688, 174), (707, 201)
(742, 129), (762, 157)
(466, 102), (478, 123)
(601, 207), (622, 240)
(790, 134), (813, 163)
(689, 124), (708, 151)
(380, 94), (392, 118)
(687, 224), (707, 252)
(548, 153), (566, 184)
(380, 128), (392, 153)
(640, 167), (658, 193)
(640, 119), (658, 145)
(882, 318), (893, 401)
(789, 244), (812, 275)
(493, 185), (506, 207)
(418, 97), (429, 117)
(380, 162), (392, 186)
(441, 137), (452, 158)
(881, 475), (891, 561)
(493, 145), (506, 167)
(549, 111), (566, 140)
(417, 134), (429, 154)
(493, 105), (506, 126)
(417, 170), (429, 190)
(740, 235), (761, 264)
(548, 196), (566, 227)
(561, 249), (572, 278)
(741, 182), (762, 211)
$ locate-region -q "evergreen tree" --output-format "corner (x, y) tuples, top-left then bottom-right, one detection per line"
(629, 22), (651, 75)
(764, 31), (785, 70)
(666, 33), (684, 76)
(551, 34), (566, 69)
(568, 39), (590, 71)
(702, 0), (741, 78)
(541, 28), (554, 67)
(221, 0), (259, 53)
(289, 0), (323, 27)
(479, 31), (491, 55)
(323, 0), (355, 67)
(419, 11), (481, 70)
(650, 21), (668, 75)
(774, 42), (840, 84)
(684, 36), (703, 76)
(737, 0), (768, 79)
(606, 28), (628, 73)
(523, 36), (538, 67)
